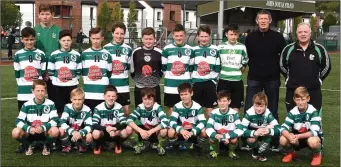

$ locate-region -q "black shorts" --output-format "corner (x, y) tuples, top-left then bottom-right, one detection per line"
(117, 92), (130, 106)
(177, 129), (198, 144)
(134, 85), (161, 107)
(137, 125), (158, 143)
(217, 79), (244, 109)
(164, 93), (181, 108)
(17, 100), (27, 112)
(93, 124), (127, 141)
(27, 133), (46, 142)
(54, 85), (77, 114)
(193, 80), (217, 108)
(84, 99), (104, 112)
(46, 79), (56, 103)
(292, 131), (323, 150)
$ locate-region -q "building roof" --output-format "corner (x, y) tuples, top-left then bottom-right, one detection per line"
(144, 1), (212, 10)
(14, 0), (35, 3)
(81, 0), (98, 5)
(108, 0), (145, 9)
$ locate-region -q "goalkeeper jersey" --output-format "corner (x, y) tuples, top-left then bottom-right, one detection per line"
(15, 98), (58, 133)
(169, 100), (206, 136)
(162, 43), (194, 94)
(103, 42), (132, 93)
(47, 49), (82, 86)
(92, 102), (126, 127)
(191, 44), (220, 83)
(206, 107), (244, 140)
(280, 104), (323, 137)
(127, 103), (168, 129)
(240, 106), (280, 137)
(59, 103), (92, 136)
(81, 48), (112, 100)
(218, 41), (248, 81)
(13, 48), (47, 101)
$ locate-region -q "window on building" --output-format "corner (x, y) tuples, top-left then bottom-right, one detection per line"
(90, 7), (94, 19)
(52, 5), (72, 18)
(157, 11), (161, 20)
(185, 12), (189, 21)
(170, 11), (175, 21)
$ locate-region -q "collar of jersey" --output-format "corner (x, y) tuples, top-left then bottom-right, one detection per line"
(91, 47), (103, 51)
(182, 101), (193, 109)
(298, 104), (309, 114)
(226, 41), (239, 46)
(105, 102), (115, 110)
(199, 44), (211, 48)
(23, 48), (37, 52)
(40, 24), (54, 30)
(33, 98), (45, 105)
(173, 42), (185, 47)
(72, 104), (83, 112)
(111, 41), (123, 46)
(59, 49), (72, 53)
(219, 107), (230, 115)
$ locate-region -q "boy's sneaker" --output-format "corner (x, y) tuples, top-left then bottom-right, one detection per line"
(157, 145), (166, 156)
(311, 153), (322, 166)
(42, 144), (51, 156)
(256, 154), (267, 162)
(62, 145), (72, 153)
(179, 143), (187, 150)
(151, 143), (158, 150)
(134, 145), (142, 155)
(282, 152), (297, 163)
(93, 146), (101, 155)
(79, 146), (88, 153)
(228, 151), (239, 160)
(25, 145), (33, 156)
(252, 148), (259, 160)
(15, 144), (25, 153)
(240, 145), (251, 151)
(165, 143), (173, 150)
(270, 145), (280, 152)
(208, 151), (218, 158)
(115, 144), (122, 154)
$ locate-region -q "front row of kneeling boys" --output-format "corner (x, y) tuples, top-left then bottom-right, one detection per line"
(12, 80), (323, 166)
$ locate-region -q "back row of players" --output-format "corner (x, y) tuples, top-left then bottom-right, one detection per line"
(13, 23), (323, 166)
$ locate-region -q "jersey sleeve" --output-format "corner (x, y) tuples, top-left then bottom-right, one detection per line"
(15, 103), (31, 133)
(213, 49), (221, 73)
(206, 113), (217, 139)
(130, 49), (136, 74)
(47, 53), (56, 77)
(43, 104), (58, 132)
(127, 107), (141, 124)
(13, 53), (20, 84)
(60, 106), (74, 135)
(189, 48), (195, 73)
(318, 44), (331, 81)
(224, 113), (244, 139)
(157, 106), (168, 129)
(80, 111), (92, 137)
(309, 110), (322, 137)
(76, 53), (82, 78)
(161, 49), (168, 72)
(241, 45), (249, 66)
(126, 47), (132, 70)
(280, 112), (295, 133)
(192, 107), (206, 136)
(40, 52), (47, 73)
(279, 45), (290, 77)
(169, 106), (183, 133)
(118, 107), (127, 125)
(240, 113), (255, 137)
(92, 108), (101, 125)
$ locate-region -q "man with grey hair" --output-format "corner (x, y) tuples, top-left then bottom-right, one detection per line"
(244, 9), (287, 152)
(280, 22), (331, 113)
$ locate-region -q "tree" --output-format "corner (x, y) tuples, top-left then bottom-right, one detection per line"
(127, 0), (137, 44)
(97, 1), (111, 33)
(111, 2), (124, 26)
(1, 0), (22, 31)
(292, 16), (302, 41)
(309, 16), (317, 40)
(322, 13), (338, 32)
(277, 20), (286, 35)
(316, 1), (340, 13)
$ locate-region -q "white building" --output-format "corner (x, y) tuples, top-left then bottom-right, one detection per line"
(15, 1), (35, 31)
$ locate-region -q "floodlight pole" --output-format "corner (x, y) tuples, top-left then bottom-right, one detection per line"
(217, 0), (224, 44)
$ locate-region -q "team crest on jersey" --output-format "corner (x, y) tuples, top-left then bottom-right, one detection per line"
(113, 110), (119, 117)
(229, 115), (234, 123)
(35, 53), (41, 61)
(70, 54), (77, 62)
(306, 114), (310, 121)
(152, 111), (156, 118)
(144, 55), (151, 62)
(228, 49), (235, 55)
(43, 106), (50, 113)
(185, 48), (191, 56)
(81, 112), (86, 119)
(37, 33), (40, 36)
(52, 33), (56, 39)
(102, 53), (108, 61)
(309, 54), (315, 60)
(192, 110), (196, 116)
(121, 48), (128, 55)
(210, 49), (216, 56)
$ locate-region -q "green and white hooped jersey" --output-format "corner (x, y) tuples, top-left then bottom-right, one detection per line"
(241, 107), (280, 137)
(191, 45), (220, 83)
(93, 102), (126, 127)
(14, 49), (46, 101)
(60, 103), (92, 136)
(15, 98), (58, 133)
(218, 42), (248, 81)
(206, 108), (244, 139)
(103, 43), (132, 93)
(81, 48), (112, 100)
(162, 43), (193, 94)
(280, 104), (323, 137)
(47, 49), (82, 86)
(169, 101), (206, 136)
(127, 103), (168, 129)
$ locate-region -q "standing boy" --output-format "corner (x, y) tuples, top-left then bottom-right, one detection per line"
(104, 23), (132, 117)
(82, 27), (112, 111)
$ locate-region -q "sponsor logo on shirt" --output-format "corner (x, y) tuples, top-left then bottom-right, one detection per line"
(24, 66), (39, 81)
(112, 60), (124, 75)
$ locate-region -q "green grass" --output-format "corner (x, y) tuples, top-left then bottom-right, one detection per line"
(1, 54), (340, 166)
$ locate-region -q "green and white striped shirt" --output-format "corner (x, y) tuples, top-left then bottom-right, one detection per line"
(206, 107), (244, 139)
(81, 48), (112, 100)
(13, 48), (46, 101)
(60, 103), (92, 136)
(162, 43), (194, 94)
(169, 101), (206, 136)
(93, 102), (126, 126)
(47, 49), (82, 86)
(191, 45), (220, 83)
(103, 42), (132, 93)
(127, 103), (168, 129)
(218, 42), (248, 81)
(240, 107), (280, 137)
(15, 98), (58, 133)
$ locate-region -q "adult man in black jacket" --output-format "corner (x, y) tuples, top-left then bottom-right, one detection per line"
(280, 22), (331, 112)
(244, 10), (286, 151)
